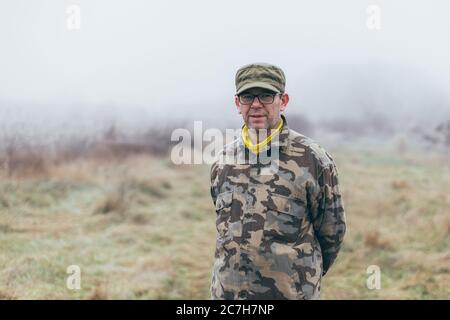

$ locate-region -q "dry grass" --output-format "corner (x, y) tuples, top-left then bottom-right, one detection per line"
(364, 231), (393, 250)
(0, 146), (449, 299)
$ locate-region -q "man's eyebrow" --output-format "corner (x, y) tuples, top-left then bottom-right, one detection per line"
(242, 90), (276, 95)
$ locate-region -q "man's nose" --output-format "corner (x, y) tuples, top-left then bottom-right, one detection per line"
(250, 97), (263, 108)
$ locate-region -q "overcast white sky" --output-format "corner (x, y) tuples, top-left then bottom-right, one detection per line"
(0, 0), (449, 128)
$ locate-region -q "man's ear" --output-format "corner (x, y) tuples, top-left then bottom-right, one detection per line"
(279, 93), (289, 112)
(235, 96), (242, 113)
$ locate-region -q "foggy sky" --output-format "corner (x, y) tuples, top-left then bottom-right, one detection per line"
(1, 0), (449, 128)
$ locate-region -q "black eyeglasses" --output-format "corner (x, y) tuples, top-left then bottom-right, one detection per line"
(237, 93), (281, 105)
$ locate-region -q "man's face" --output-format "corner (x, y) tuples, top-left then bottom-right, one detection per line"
(235, 87), (289, 130)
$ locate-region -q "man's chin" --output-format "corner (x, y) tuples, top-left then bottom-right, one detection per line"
(247, 119), (268, 130)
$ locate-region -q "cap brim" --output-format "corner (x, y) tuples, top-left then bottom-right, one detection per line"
(236, 82), (280, 95)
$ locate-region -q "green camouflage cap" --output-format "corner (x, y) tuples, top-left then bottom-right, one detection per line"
(235, 62), (286, 95)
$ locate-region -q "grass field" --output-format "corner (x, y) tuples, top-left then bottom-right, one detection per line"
(0, 146), (449, 299)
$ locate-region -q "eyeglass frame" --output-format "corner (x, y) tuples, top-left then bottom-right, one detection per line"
(236, 92), (283, 105)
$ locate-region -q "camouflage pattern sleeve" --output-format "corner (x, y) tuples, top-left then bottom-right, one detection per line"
(210, 160), (219, 206)
(308, 161), (347, 276)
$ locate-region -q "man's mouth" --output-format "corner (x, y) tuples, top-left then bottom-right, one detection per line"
(249, 115), (266, 119)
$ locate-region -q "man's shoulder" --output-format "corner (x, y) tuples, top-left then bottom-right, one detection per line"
(210, 137), (241, 168)
(222, 137), (241, 153)
(287, 128), (335, 168)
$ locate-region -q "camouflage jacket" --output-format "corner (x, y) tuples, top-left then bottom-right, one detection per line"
(209, 115), (346, 300)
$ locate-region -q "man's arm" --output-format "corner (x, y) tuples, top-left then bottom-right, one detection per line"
(308, 162), (347, 276)
(210, 160), (219, 205)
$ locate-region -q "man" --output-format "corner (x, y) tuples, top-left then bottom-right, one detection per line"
(210, 62), (346, 300)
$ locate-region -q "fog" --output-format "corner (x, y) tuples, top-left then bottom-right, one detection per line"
(0, 0), (449, 143)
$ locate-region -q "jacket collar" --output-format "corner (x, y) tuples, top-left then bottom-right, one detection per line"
(237, 114), (290, 155)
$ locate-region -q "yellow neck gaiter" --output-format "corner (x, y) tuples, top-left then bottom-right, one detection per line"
(242, 118), (283, 154)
